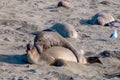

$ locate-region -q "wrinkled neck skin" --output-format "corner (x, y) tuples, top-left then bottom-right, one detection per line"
(34, 42), (43, 54)
(27, 46), (49, 65)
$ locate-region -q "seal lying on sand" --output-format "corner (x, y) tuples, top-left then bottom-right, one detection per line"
(34, 30), (87, 64)
(50, 22), (78, 39)
(89, 12), (115, 26)
(26, 44), (86, 66)
(57, 1), (73, 9)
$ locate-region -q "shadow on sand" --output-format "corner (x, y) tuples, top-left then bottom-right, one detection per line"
(0, 54), (28, 64)
(79, 19), (92, 25)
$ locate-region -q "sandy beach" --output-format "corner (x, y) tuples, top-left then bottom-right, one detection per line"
(0, 0), (120, 80)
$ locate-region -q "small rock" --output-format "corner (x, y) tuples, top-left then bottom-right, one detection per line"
(18, 76), (24, 80)
(99, 1), (110, 5)
(57, 1), (73, 9)
(24, 76), (29, 79)
(12, 77), (16, 80)
(4, 37), (10, 41)
(24, 69), (36, 73)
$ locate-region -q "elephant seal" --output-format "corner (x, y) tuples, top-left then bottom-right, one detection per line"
(26, 44), (86, 66)
(90, 12), (115, 26)
(34, 30), (87, 64)
(57, 1), (73, 9)
(50, 22), (78, 39)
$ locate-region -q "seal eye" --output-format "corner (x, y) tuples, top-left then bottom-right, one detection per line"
(38, 39), (42, 42)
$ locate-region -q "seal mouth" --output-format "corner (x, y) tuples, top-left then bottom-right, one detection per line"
(26, 43), (33, 53)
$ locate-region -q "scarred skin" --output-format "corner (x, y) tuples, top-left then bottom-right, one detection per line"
(26, 44), (87, 66)
(34, 30), (87, 64)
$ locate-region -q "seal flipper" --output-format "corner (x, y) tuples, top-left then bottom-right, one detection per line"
(87, 56), (102, 64)
(105, 20), (120, 27)
(50, 59), (67, 67)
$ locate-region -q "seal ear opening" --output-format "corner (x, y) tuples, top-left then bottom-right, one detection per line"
(50, 59), (67, 67)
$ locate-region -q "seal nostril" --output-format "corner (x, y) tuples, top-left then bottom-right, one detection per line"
(26, 43), (32, 50)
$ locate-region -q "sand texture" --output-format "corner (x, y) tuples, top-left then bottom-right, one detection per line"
(0, 0), (120, 80)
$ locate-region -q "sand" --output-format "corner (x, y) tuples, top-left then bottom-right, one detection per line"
(0, 0), (120, 80)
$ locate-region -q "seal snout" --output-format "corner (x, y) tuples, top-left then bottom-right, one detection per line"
(26, 43), (33, 52)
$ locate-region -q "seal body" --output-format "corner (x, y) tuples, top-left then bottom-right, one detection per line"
(33, 31), (87, 64)
(90, 12), (115, 26)
(51, 22), (78, 39)
(43, 46), (77, 62)
(26, 44), (78, 66)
